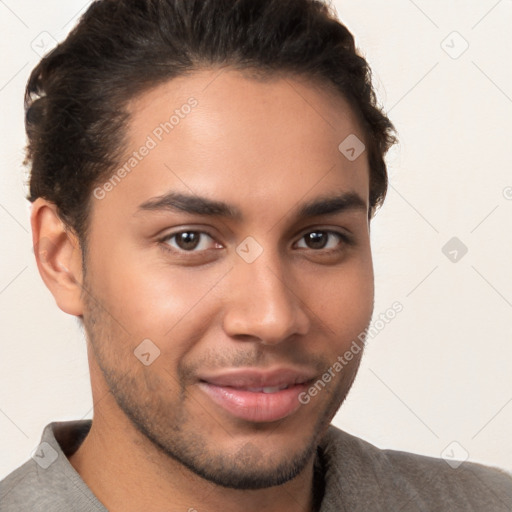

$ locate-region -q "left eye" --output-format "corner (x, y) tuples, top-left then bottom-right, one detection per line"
(162, 231), (218, 252)
(295, 231), (344, 251)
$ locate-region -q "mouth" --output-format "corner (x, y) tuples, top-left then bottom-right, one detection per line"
(196, 367), (316, 423)
(236, 384), (292, 393)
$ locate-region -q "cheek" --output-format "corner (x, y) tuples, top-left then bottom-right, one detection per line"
(305, 254), (374, 345)
(88, 242), (229, 351)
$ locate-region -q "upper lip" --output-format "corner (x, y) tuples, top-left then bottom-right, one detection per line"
(198, 367), (317, 388)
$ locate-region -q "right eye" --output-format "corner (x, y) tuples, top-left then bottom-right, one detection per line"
(159, 230), (223, 253)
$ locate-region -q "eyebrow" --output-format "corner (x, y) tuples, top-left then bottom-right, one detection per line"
(136, 190), (367, 221)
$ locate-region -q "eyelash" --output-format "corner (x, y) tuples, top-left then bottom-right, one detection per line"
(157, 228), (353, 257)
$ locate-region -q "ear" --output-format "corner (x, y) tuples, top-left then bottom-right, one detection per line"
(30, 198), (84, 316)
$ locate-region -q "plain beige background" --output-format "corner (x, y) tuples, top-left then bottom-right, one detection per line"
(1, 0), (511, 479)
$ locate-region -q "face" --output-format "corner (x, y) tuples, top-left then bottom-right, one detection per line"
(80, 68), (374, 490)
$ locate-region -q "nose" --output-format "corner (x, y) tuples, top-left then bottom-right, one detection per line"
(222, 251), (310, 345)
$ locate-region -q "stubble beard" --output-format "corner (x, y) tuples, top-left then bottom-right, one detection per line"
(80, 273), (365, 490)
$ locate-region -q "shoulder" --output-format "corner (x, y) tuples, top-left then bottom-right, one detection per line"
(0, 420), (103, 512)
(0, 458), (46, 511)
(0, 457), (104, 512)
(319, 425), (512, 511)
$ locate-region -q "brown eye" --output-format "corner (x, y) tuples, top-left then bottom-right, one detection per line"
(174, 232), (201, 251)
(161, 231), (218, 252)
(296, 231), (344, 251)
(304, 231), (328, 249)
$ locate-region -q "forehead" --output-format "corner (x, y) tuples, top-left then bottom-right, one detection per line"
(96, 67), (369, 221)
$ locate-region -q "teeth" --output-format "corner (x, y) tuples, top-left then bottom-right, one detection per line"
(263, 386), (286, 393)
(245, 385), (289, 393)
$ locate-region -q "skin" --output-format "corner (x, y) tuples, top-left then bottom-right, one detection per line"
(31, 67), (374, 512)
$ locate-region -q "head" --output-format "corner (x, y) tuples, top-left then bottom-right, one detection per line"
(27, 0), (396, 491)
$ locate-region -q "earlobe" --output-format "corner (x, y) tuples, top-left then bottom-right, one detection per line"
(30, 198), (85, 316)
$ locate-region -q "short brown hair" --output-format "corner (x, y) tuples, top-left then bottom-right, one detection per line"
(24, 0), (397, 249)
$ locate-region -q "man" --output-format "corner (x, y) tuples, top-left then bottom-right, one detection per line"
(1, 0), (511, 510)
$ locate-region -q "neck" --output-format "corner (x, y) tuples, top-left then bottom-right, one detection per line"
(68, 401), (320, 512)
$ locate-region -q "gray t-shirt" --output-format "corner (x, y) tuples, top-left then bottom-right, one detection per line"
(1, 419), (511, 511)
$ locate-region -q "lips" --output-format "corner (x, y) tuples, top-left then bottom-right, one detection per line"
(197, 367), (316, 422)
(198, 367), (316, 389)
(244, 385), (289, 393)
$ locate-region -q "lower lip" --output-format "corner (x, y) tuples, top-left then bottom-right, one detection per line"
(198, 381), (310, 422)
